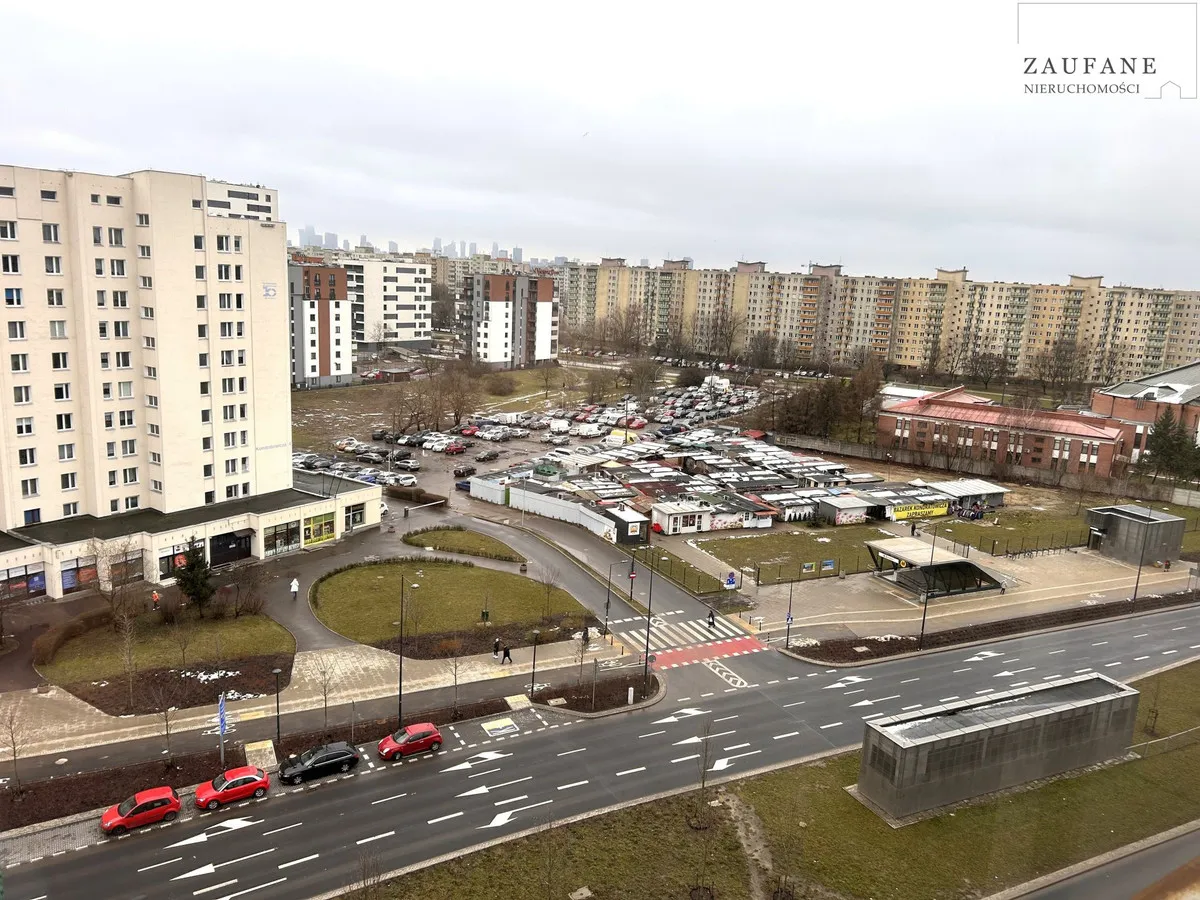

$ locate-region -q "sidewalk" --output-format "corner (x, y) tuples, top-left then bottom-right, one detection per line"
(0, 635), (621, 760)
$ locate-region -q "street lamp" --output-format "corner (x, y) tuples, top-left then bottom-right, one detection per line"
(397, 574), (418, 728)
(642, 565), (656, 699)
(603, 560), (622, 635)
(272, 667), (282, 748)
(529, 629), (541, 698)
(1132, 515), (1153, 601)
(785, 580), (794, 649)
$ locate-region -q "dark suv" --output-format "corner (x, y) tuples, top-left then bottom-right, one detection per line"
(475, 449), (500, 462)
(453, 465), (477, 478)
(280, 741), (361, 785)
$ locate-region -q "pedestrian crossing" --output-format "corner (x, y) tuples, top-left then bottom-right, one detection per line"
(614, 614), (745, 652)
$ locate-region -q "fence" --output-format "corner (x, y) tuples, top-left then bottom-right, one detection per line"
(622, 544), (727, 595)
(1129, 721), (1200, 759)
(973, 528), (1092, 558)
(755, 552), (876, 586)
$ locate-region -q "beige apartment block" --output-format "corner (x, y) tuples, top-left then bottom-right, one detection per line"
(0, 166), (378, 599)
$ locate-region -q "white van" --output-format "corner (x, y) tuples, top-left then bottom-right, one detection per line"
(577, 423), (602, 437)
(549, 419), (571, 434)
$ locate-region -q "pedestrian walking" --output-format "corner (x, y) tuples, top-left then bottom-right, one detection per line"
(151, 590), (161, 612)
(910, 521), (917, 537)
(493, 637), (500, 660)
(501, 645), (513, 664)
(290, 577), (300, 601)
(707, 610), (716, 631)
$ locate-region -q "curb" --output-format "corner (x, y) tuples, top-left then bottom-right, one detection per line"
(535, 672), (668, 719)
(779, 597), (1200, 668)
(984, 816), (1200, 899)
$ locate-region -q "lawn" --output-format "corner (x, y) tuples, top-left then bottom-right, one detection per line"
(401, 527), (526, 562)
(345, 791), (751, 900)
(38, 612), (295, 684)
(347, 659), (1200, 900)
(312, 560), (587, 645)
(292, 382), (415, 452)
(698, 524), (892, 584)
(628, 544), (726, 594)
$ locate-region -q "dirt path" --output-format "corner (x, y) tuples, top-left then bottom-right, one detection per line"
(722, 788), (775, 900)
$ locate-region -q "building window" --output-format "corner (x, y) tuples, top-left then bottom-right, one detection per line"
(0, 222), (15, 240)
(196, 265), (206, 280)
(138, 245), (151, 259)
(107, 228), (124, 247)
(20, 478), (37, 498)
(56, 413), (73, 431)
(140, 276), (153, 289)
(123, 467), (138, 484)
(53, 383), (70, 401)
(4, 287), (21, 306)
(112, 290), (128, 307)
(18, 448), (35, 466)
(61, 472), (76, 490)
(218, 264), (231, 281)
(113, 321), (129, 339)
(15, 417), (32, 436)
(125, 496), (139, 510)
(217, 235), (231, 252)
(136, 213), (150, 226)
(116, 351), (130, 368)
(49, 320), (66, 339)
(51, 351), (68, 369)
(58, 443), (74, 461)
(12, 385), (29, 405)
(63, 502), (78, 517)
(7, 322), (24, 340)
(47, 289), (63, 307)
(106, 196), (121, 207)
(45, 256), (62, 274)
(23, 509), (40, 526)
(110, 259), (125, 277)
(151, 479), (162, 493)
(141, 306), (154, 319)
(42, 223), (59, 243)
(10, 353), (27, 373)
(40, 189), (56, 201)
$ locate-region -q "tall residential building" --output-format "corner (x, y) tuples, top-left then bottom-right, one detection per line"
(298, 225), (320, 248)
(0, 165), (379, 598)
(287, 258), (355, 387)
(341, 239), (350, 251)
(465, 274), (558, 369)
(491, 242), (499, 258)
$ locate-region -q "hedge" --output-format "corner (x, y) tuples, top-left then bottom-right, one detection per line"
(32, 607), (113, 667)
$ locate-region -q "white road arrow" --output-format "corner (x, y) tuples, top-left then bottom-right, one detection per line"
(673, 730), (735, 746)
(710, 750), (761, 772)
(849, 694), (902, 708)
(652, 707), (710, 725)
(994, 667), (1035, 678)
(457, 776), (532, 797)
(441, 751), (512, 772)
(166, 817), (264, 848)
(965, 650), (1003, 662)
(171, 848), (275, 880)
(824, 675), (871, 690)
(479, 799), (552, 829)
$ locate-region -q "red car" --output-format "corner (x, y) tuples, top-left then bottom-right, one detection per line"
(460, 425), (479, 436)
(444, 442), (466, 455)
(377, 723), (443, 761)
(101, 786), (180, 835)
(194, 766), (271, 810)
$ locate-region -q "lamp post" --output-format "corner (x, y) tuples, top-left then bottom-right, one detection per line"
(642, 565), (656, 699)
(272, 667), (282, 748)
(1132, 514), (1153, 601)
(918, 522), (937, 650)
(785, 579), (794, 649)
(603, 560), (622, 635)
(397, 572), (405, 727)
(529, 629), (540, 698)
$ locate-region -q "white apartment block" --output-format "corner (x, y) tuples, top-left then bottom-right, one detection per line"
(465, 274), (558, 369)
(0, 166), (379, 599)
(303, 248), (433, 348)
(287, 260), (356, 387)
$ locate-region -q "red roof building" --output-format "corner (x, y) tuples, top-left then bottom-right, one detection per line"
(877, 387), (1125, 477)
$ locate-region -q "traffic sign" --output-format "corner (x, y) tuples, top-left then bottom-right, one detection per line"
(218, 693), (227, 735)
(629, 571), (637, 579)
(786, 613), (793, 625)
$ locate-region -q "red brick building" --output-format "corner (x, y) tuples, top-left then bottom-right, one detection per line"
(1089, 361), (1200, 465)
(878, 387), (1125, 477)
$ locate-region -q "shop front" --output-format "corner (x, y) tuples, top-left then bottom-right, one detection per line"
(0, 563), (47, 600)
(210, 529), (254, 567)
(263, 521), (301, 557)
(159, 540), (204, 579)
(61, 556), (98, 594)
(303, 512), (336, 547)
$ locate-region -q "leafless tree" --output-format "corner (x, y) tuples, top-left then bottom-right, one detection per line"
(90, 537), (143, 628)
(118, 611), (138, 712)
(446, 640), (463, 718)
(691, 720), (716, 830)
(1097, 341), (1130, 386)
(1, 704), (26, 792)
(368, 320), (387, 346)
(585, 368), (612, 403)
(746, 330), (776, 370)
(356, 849), (385, 899)
(227, 564), (267, 617)
(574, 630), (589, 685)
(170, 617), (194, 667)
(709, 303), (746, 359)
(313, 656), (334, 734)
(538, 364), (556, 398)
(441, 367), (481, 425)
(405, 590), (427, 653)
(967, 349), (1007, 390)
(621, 359), (662, 398)
(147, 678), (181, 764)
(538, 565), (562, 621)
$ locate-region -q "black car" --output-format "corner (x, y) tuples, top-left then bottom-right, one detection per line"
(280, 741), (361, 785)
(371, 430), (391, 441)
(476, 449), (499, 462)
(389, 449), (412, 461)
(453, 465), (476, 478)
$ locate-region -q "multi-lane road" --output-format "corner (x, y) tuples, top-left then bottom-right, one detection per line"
(7, 600), (1200, 900)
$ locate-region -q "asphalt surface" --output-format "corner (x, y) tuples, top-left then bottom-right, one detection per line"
(1024, 827), (1200, 899)
(7, 602), (1200, 900)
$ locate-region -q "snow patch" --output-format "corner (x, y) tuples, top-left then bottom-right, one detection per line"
(866, 634), (916, 642)
(788, 638), (820, 648)
(178, 669), (241, 682)
(815, 537), (831, 543)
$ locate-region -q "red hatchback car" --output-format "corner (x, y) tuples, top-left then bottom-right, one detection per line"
(194, 766), (271, 810)
(101, 786), (181, 835)
(377, 723), (443, 761)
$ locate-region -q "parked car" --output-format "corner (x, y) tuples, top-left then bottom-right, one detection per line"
(380, 501), (390, 516)
(453, 465), (476, 478)
(370, 430), (391, 441)
(455, 480), (472, 492)
(101, 786), (180, 835)
(194, 766), (270, 810)
(475, 449), (499, 462)
(460, 425), (479, 436)
(444, 442), (466, 455)
(394, 459), (421, 471)
(393, 474), (417, 487)
(389, 449), (412, 460)
(377, 723), (443, 761)
(280, 741), (362, 785)
(358, 452), (385, 464)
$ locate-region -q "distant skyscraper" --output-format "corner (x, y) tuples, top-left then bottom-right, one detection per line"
(469, 242), (477, 256)
(342, 239), (350, 251)
(360, 234), (368, 248)
(459, 240), (466, 258)
(512, 246), (523, 264)
(640, 258), (650, 267)
(433, 237), (443, 255)
(491, 241), (499, 258)
(554, 256), (567, 265)
(298, 225), (320, 247)
(324, 232), (338, 249)
(447, 243), (458, 259)
(388, 241), (399, 253)
(498, 250), (509, 260)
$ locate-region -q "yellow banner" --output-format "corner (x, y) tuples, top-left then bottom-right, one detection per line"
(893, 501), (949, 521)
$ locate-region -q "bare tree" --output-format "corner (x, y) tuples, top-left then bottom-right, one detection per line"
(147, 679), (181, 764)
(621, 359), (662, 398)
(368, 320), (387, 346)
(574, 630), (589, 685)
(441, 367), (481, 426)
(709, 303), (746, 359)
(538, 364), (556, 398)
(585, 368), (612, 403)
(405, 590), (427, 654)
(1097, 341), (1129, 386)
(118, 611), (138, 712)
(90, 537), (143, 628)
(227, 564), (267, 618)
(538, 565), (562, 621)
(1, 704), (26, 792)
(746, 330), (776, 370)
(447, 640), (463, 719)
(170, 617), (194, 667)
(313, 656), (334, 734)
(356, 849), (385, 900)
(691, 720), (716, 830)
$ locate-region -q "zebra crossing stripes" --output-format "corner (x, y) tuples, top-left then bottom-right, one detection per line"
(606, 609), (686, 626)
(616, 615), (744, 652)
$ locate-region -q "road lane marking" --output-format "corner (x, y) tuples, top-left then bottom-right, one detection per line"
(1105, 662), (1121, 667)
(480, 800), (552, 829)
(724, 742), (751, 751)
(428, 812), (464, 824)
(863, 713), (885, 720)
(1135, 656), (1150, 660)
(711, 750), (761, 771)
(557, 749), (585, 757)
(953, 668), (971, 673)
(939, 696), (959, 702)
(843, 689), (865, 695)
(1002, 658), (1020, 663)
(782, 700), (806, 708)
(211, 877), (286, 899)
(371, 793), (408, 805)
(1075, 668), (1093, 673)
(193, 882), (237, 896)
(788, 676), (799, 680)
(277, 854), (319, 870)
(467, 767), (502, 779)
(262, 823), (302, 837)
(713, 715), (739, 722)
(1011, 682), (1029, 687)
(672, 754), (700, 763)
(1164, 650), (1179, 655)
(774, 731), (799, 740)
(1133, 634), (1148, 638)
(139, 857), (182, 872)
(1048, 649), (1066, 655)
(1092, 642), (1108, 647)
(639, 730), (666, 738)
(557, 780), (589, 790)
(616, 767), (646, 776)
(819, 722), (842, 729)
(357, 830), (395, 844)
(900, 677), (919, 683)
(494, 795), (528, 806)
(1173, 626), (1187, 631)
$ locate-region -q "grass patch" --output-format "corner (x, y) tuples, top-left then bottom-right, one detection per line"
(628, 544), (726, 594)
(313, 559), (585, 645)
(698, 524), (887, 584)
(38, 612), (295, 684)
(345, 791), (752, 900)
(401, 527), (525, 562)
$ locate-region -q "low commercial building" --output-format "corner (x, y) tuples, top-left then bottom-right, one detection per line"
(650, 499), (713, 535)
(924, 479), (1010, 509)
(856, 674), (1138, 821)
(1084, 504), (1185, 564)
(817, 495), (873, 525)
(1089, 360), (1200, 464)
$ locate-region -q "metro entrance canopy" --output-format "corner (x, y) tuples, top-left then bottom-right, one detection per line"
(866, 537), (1002, 599)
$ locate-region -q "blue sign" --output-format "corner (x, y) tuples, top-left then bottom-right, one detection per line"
(786, 613), (794, 625)
(725, 571), (737, 588)
(218, 693), (227, 735)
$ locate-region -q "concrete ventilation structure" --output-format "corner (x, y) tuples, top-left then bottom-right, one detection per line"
(1084, 504), (1185, 565)
(855, 674), (1138, 821)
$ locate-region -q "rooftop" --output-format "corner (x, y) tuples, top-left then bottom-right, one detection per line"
(887, 387), (1124, 440)
(1096, 359), (1200, 405)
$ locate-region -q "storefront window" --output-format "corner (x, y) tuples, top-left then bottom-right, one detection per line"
(303, 512), (336, 546)
(61, 556), (98, 594)
(0, 564), (46, 600)
(264, 521), (301, 557)
(344, 504), (365, 531)
(111, 551), (144, 585)
(158, 541), (203, 579)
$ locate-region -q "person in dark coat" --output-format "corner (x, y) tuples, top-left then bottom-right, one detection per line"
(501, 645), (513, 664)
(493, 637), (500, 660)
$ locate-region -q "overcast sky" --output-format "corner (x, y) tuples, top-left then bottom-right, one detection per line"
(3, 0), (1197, 286)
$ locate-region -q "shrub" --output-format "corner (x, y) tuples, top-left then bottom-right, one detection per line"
(485, 373), (516, 396)
(33, 608), (113, 667)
